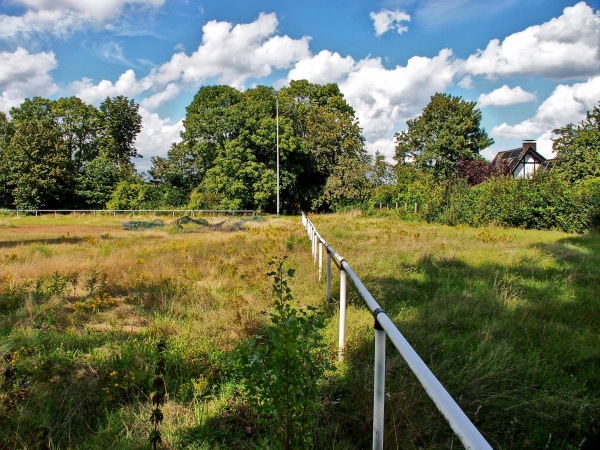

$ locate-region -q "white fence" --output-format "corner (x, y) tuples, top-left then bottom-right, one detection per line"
(2, 209), (255, 217)
(301, 213), (492, 450)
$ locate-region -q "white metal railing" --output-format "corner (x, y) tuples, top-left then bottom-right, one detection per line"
(301, 213), (492, 450)
(1, 209), (255, 217)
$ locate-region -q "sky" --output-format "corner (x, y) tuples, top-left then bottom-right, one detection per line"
(0, 0), (599, 171)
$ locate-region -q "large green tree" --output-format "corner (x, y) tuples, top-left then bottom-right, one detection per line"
(164, 81), (367, 212)
(5, 118), (73, 209)
(553, 101), (600, 183)
(1, 96), (140, 209)
(0, 112), (11, 207)
(99, 95), (142, 174)
(394, 93), (493, 180)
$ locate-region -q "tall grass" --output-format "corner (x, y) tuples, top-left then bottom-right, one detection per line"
(0, 212), (598, 449)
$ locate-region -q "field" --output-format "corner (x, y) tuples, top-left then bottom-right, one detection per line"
(0, 212), (598, 449)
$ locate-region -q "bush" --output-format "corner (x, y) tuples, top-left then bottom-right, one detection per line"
(242, 258), (332, 449)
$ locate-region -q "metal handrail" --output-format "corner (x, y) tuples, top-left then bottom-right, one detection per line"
(301, 212), (492, 450)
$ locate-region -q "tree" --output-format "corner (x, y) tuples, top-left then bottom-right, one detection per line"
(99, 96), (142, 173)
(165, 82), (368, 213)
(553, 102), (600, 183)
(52, 96), (102, 173)
(75, 153), (120, 208)
(0, 112), (11, 207)
(395, 93), (493, 180)
(5, 118), (73, 209)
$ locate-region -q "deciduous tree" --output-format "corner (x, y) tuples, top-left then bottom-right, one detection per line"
(395, 93), (493, 180)
(553, 101), (600, 183)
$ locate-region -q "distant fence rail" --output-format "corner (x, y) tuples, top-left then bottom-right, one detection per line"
(301, 212), (492, 450)
(1, 209), (256, 217)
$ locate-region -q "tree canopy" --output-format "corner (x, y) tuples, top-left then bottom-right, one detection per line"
(553, 101), (600, 183)
(394, 93), (493, 180)
(0, 96), (142, 209)
(156, 81), (368, 212)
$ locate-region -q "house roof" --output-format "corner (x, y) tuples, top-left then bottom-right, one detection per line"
(492, 147), (547, 173)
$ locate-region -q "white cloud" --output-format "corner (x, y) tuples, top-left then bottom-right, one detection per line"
(0, 0), (166, 41)
(288, 48), (458, 153)
(14, 0), (165, 22)
(458, 75), (473, 89)
(74, 13), (311, 109)
(0, 47), (58, 112)
(465, 2), (600, 79)
(478, 85), (536, 107)
(141, 83), (180, 111)
(288, 50), (356, 84)
(150, 13), (310, 89)
(134, 107), (183, 171)
(341, 50), (458, 143)
(370, 9), (410, 36)
(72, 69), (152, 104)
(491, 76), (600, 139)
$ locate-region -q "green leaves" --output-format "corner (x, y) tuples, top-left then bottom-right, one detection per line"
(173, 82), (368, 213)
(395, 93), (493, 181)
(243, 257), (332, 449)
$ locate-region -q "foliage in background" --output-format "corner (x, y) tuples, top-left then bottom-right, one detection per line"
(394, 93), (494, 181)
(158, 81), (369, 213)
(0, 96), (142, 210)
(553, 101), (600, 183)
(243, 257), (332, 449)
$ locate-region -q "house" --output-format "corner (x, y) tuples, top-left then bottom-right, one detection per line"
(492, 140), (553, 179)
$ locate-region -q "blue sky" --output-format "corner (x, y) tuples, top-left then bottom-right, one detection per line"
(1, 0), (599, 171)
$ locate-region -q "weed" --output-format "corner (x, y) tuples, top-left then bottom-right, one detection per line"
(243, 257), (333, 449)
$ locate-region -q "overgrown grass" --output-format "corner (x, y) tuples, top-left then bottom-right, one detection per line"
(0, 212), (598, 449)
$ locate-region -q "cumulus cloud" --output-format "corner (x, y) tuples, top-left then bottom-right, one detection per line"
(0, 47), (58, 112)
(370, 9), (411, 36)
(465, 2), (600, 79)
(288, 48), (458, 158)
(74, 13), (311, 108)
(478, 85), (536, 107)
(287, 50), (356, 84)
(134, 106), (183, 171)
(491, 76), (600, 139)
(149, 13), (310, 89)
(72, 69), (153, 104)
(0, 0), (165, 41)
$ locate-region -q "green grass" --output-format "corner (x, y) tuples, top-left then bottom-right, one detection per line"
(0, 212), (598, 449)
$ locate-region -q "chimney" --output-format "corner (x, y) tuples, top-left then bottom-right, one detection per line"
(523, 140), (536, 152)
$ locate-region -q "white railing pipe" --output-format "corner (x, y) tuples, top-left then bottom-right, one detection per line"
(300, 213), (492, 450)
(338, 267), (347, 361)
(373, 310), (386, 450)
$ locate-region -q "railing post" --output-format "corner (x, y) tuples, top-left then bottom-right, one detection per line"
(313, 229), (317, 265)
(318, 241), (323, 281)
(338, 265), (347, 361)
(326, 250), (332, 304)
(373, 309), (386, 450)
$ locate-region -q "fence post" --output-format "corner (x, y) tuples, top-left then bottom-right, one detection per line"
(373, 309), (386, 450)
(338, 266), (347, 361)
(313, 229), (317, 265)
(318, 241), (323, 281)
(414, 202), (418, 214)
(326, 250), (332, 304)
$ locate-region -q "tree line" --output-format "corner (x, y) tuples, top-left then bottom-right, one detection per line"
(0, 82), (598, 231)
(0, 96), (141, 210)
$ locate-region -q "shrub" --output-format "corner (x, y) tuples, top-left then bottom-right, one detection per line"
(243, 257), (332, 449)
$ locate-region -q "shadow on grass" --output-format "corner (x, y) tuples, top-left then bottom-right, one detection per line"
(0, 236), (86, 249)
(333, 232), (600, 449)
